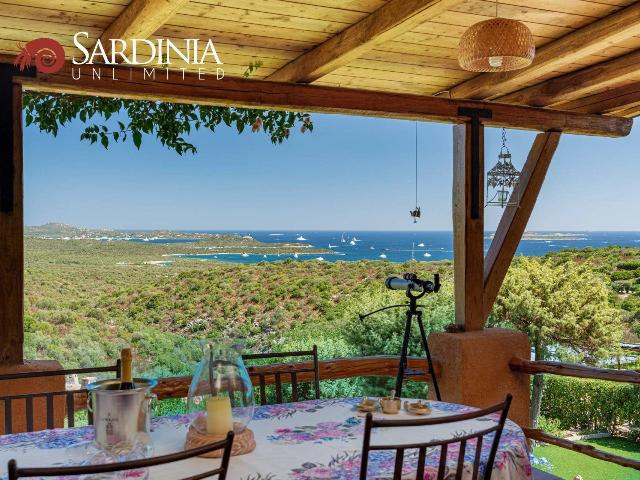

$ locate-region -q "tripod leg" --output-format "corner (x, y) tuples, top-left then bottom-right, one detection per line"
(395, 311), (413, 397)
(417, 313), (442, 401)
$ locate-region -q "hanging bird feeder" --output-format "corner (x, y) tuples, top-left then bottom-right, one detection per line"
(487, 128), (521, 208)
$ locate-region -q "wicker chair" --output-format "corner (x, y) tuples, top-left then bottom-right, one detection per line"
(242, 345), (320, 405)
(8, 431), (234, 480)
(0, 362), (120, 433)
(360, 394), (513, 480)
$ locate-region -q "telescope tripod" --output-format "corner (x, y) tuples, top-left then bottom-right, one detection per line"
(396, 293), (441, 400)
(360, 283), (441, 401)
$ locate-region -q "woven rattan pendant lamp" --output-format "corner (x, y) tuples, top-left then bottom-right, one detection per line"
(458, 0), (535, 72)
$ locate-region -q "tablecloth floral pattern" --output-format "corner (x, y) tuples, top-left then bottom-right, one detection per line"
(0, 398), (532, 480)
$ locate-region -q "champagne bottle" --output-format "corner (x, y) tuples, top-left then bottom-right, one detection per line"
(119, 348), (136, 390)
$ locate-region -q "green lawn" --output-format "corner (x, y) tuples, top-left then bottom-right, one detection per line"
(534, 437), (640, 480)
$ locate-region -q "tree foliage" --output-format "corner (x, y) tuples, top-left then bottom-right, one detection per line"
(493, 256), (623, 361)
(492, 256), (623, 426)
(22, 92), (313, 155)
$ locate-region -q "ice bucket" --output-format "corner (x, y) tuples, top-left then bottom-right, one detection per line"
(87, 378), (157, 449)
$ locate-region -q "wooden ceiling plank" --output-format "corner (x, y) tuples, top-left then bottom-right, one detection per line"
(100, 0), (189, 45)
(330, 66), (456, 87)
(266, 0), (463, 83)
(9, 57), (631, 137)
(169, 13), (333, 44)
(450, 1), (640, 100)
(350, 58), (472, 80)
(451, 0), (598, 29)
(431, 11), (575, 38)
(499, 49), (640, 107)
(0, 2), (114, 29)
(192, 0), (369, 24)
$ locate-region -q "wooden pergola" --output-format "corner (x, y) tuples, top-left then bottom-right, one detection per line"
(0, 0), (639, 447)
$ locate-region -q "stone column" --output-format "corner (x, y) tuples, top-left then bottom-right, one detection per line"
(429, 328), (530, 427)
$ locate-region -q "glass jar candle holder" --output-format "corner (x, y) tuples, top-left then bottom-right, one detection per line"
(185, 340), (255, 457)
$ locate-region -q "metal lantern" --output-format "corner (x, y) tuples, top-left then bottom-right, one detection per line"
(458, 1), (535, 72)
(487, 128), (520, 208)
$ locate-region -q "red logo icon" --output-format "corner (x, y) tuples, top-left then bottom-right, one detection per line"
(14, 38), (65, 74)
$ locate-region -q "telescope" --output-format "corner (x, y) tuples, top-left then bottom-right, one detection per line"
(360, 271), (442, 399)
(385, 273), (440, 294)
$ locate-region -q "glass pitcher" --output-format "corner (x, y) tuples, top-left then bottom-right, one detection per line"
(186, 340), (254, 436)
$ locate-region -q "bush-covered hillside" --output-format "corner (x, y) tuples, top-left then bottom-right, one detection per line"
(24, 238), (640, 380)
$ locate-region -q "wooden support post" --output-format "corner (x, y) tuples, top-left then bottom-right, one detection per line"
(0, 65), (25, 365)
(483, 132), (561, 320)
(453, 108), (491, 331)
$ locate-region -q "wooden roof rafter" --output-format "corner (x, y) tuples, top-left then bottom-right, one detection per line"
(499, 49), (640, 108)
(99, 0), (190, 53)
(266, 0), (463, 83)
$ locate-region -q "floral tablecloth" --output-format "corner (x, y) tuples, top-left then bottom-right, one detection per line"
(0, 398), (532, 480)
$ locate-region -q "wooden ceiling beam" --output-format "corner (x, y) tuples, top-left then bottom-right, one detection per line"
(266, 0), (462, 83)
(557, 82), (640, 115)
(449, 2), (640, 101)
(100, 0), (189, 47)
(11, 60), (632, 137)
(499, 50), (640, 108)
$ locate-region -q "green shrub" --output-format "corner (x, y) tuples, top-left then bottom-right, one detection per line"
(537, 416), (564, 436)
(540, 375), (640, 435)
(617, 261), (640, 271)
(35, 298), (56, 310)
(611, 270), (639, 281)
(611, 280), (633, 294)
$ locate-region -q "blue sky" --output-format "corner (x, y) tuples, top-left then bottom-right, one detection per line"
(24, 112), (639, 231)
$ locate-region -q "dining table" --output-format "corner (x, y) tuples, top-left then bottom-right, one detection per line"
(0, 397), (532, 480)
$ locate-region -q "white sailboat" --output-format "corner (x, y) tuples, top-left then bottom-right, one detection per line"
(423, 252), (432, 258)
(316, 257), (324, 261)
(328, 244), (337, 248)
(241, 253), (249, 257)
(296, 235), (307, 241)
(294, 253), (299, 258)
(341, 232), (347, 243)
(418, 242), (425, 247)
(379, 253), (387, 259)
(349, 239), (356, 245)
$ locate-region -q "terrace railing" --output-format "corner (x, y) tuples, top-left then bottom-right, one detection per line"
(509, 357), (640, 471)
(153, 355), (438, 400)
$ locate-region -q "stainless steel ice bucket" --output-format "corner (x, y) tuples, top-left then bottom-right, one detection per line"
(87, 378), (157, 449)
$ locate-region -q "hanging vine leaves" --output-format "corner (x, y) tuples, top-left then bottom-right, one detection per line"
(22, 92), (313, 155)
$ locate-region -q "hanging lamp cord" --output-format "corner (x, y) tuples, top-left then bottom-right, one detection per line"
(415, 121), (418, 208)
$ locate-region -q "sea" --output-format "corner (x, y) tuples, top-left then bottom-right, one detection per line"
(166, 231), (640, 264)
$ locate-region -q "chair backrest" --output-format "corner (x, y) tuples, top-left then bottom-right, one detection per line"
(242, 345), (320, 405)
(0, 362), (121, 433)
(360, 394), (512, 480)
(7, 431), (234, 480)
